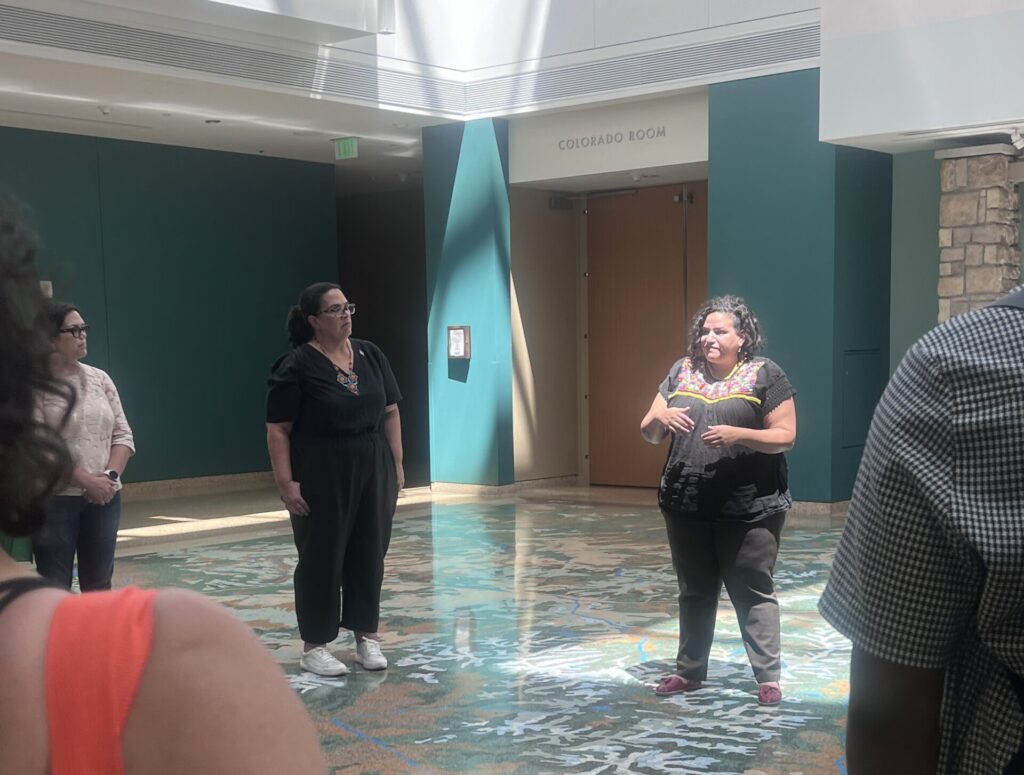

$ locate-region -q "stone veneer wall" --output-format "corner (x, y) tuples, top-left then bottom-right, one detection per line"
(937, 147), (1021, 322)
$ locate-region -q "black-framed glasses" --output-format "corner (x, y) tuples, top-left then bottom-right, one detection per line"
(58, 324), (90, 339)
(318, 303), (356, 318)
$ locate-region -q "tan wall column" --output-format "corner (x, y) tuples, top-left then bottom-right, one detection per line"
(936, 144), (1021, 322)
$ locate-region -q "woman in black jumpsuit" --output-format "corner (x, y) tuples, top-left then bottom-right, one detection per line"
(266, 283), (403, 677)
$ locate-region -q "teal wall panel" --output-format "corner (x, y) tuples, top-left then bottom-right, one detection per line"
(423, 119), (514, 485)
(832, 146), (892, 497)
(0, 127), (337, 481)
(890, 151), (940, 370)
(708, 70), (837, 502)
(97, 140), (337, 481)
(0, 127), (110, 367)
(709, 71), (893, 502)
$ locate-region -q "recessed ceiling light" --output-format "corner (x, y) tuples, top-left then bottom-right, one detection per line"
(204, 119), (221, 124)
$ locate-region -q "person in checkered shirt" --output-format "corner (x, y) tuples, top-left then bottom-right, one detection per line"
(819, 286), (1024, 774)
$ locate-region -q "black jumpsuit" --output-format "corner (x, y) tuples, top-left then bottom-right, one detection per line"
(267, 338), (401, 644)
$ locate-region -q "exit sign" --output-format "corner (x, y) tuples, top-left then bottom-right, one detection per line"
(334, 137), (359, 160)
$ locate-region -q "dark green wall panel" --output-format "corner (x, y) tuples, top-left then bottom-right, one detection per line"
(0, 127), (337, 482)
(0, 127), (110, 367)
(708, 70), (837, 502)
(709, 71), (893, 503)
(832, 146), (892, 497)
(97, 140), (337, 481)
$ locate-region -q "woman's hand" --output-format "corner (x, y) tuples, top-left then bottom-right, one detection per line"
(395, 462), (405, 491)
(658, 406), (695, 434)
(701, 424), (746, 448)
(279, 481), (310, 516)
(641, 394), (692, 444)
(83, 474), (117, 505)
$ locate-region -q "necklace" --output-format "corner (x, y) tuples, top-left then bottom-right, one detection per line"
(312, 339), (359, 395)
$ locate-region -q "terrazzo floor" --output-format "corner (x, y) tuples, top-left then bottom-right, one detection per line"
(113, 498), (850, 775)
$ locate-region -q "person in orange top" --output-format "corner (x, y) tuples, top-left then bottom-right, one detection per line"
(0, 202), (327, 775)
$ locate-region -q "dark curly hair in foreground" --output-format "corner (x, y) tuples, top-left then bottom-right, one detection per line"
(687, 294), (766, 367)
(0, 201), (73, 537)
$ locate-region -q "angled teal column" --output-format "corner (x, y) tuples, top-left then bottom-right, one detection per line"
(423, 119), (514, 485)
(709, 70), (892, 502)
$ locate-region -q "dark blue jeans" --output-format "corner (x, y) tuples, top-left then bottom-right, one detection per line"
(33, 493), (121, 591)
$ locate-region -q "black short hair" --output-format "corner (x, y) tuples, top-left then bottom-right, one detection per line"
(46, 300), (80, 338)
(286, 282), (341, 347)
(0, 201), (74, 537)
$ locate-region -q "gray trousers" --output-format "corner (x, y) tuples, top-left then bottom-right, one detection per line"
(662, 510), (785, 683)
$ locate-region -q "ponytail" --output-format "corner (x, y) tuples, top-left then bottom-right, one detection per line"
(286, 304), (313, 347)
(286, 282), (340, 348)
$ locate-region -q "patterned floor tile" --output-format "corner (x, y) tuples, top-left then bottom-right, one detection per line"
(115, 501), (849, 774)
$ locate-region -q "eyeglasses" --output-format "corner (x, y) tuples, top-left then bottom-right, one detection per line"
(317, 303), (356, 318)
(58, 324), (90, 339)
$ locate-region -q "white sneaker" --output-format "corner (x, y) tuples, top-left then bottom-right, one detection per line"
(300, 646), (348, 676)
(355, 638), (388, 670)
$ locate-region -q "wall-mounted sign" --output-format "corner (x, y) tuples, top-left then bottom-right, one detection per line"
(509, 92), (707, 184)
(447, 325), (471, 359)
(557, 126), (666, 151)
(334, 137), (359, 160)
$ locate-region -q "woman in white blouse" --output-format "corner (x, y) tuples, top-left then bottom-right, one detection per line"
(32, 302), (135, 590)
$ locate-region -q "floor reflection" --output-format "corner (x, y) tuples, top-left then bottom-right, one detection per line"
(116, 499), (849, 774)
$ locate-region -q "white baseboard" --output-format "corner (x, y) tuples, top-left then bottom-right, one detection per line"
(430, 475), (579, 497)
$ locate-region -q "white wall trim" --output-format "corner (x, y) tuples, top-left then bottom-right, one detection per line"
(329, 10), (822, 79)
(121, 470), (276, 501)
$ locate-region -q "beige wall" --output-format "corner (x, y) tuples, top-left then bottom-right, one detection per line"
(511, 188), (580, 481)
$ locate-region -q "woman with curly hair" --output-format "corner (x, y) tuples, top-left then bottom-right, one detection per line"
(640, 295), (797, 706)
(0, 203), (325, 774)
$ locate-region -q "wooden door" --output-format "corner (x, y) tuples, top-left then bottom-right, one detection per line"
(587, 182), (707, 487)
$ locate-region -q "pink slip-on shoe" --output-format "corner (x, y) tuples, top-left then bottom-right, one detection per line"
(654, 675), (703, 696)
(757, 684), (782, 706)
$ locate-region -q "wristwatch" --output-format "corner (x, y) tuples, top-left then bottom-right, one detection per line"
(104, 469), (123, 493)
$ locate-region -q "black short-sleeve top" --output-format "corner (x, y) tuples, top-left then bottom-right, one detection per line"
(266, 338), (401, 440)
(657, 356), (796, 521)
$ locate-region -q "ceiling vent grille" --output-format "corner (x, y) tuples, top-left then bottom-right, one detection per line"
(469, 25), (820, 113)
(0, 3), (466, 113)
(0, 4), (818, 117)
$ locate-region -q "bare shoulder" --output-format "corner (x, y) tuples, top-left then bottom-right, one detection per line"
(151, 588), (251, 647)
(123, 590), (325, 775)
(0, 586), (66, 775)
